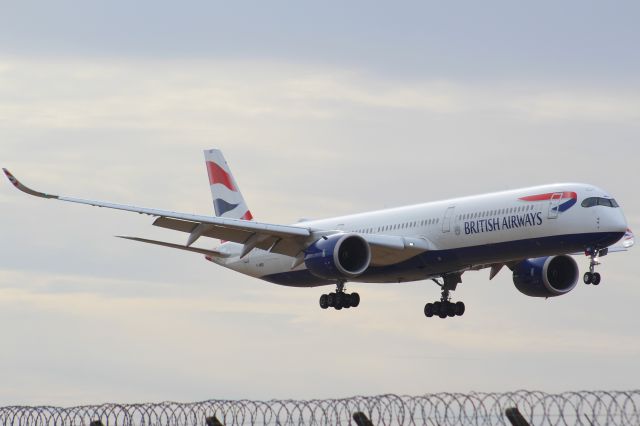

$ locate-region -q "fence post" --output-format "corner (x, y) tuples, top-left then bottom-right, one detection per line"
(205, 415), (225, 426)
(353, 412), (374, 426)
(505, 407), (530, 426)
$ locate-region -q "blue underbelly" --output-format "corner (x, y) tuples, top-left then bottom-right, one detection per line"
(261, 231), (624, 287)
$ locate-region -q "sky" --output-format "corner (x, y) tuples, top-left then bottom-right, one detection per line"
(1, 0), (639, 406)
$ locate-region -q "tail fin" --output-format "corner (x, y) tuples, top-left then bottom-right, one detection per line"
(203, 149), (254, 221)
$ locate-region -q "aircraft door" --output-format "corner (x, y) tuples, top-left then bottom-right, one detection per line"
(548, 192), (563, 219)
(442, 206), (455, 233)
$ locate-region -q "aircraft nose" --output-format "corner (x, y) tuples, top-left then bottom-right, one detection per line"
(608, 209), (629, 233)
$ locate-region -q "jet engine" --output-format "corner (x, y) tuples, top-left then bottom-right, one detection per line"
(304, 234), (371, 280)
(512, 255), (579, 297)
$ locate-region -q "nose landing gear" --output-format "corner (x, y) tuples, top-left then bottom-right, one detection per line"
(583, 248), (607, 285)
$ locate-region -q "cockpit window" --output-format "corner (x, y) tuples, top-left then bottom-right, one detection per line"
(581, 197), (619, 208)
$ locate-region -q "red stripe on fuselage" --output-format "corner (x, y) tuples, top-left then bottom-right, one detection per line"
(519, 191), (576, 202)
(206, 161), (236, 191)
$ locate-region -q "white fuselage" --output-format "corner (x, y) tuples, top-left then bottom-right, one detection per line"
(209, 183), (628, 287)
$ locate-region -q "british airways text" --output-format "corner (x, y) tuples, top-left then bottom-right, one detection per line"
(464, 212), (543, 235)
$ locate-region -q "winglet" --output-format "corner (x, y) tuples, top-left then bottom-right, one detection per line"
(2, 168), (58, 199)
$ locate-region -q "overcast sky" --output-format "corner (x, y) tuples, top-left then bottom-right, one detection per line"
(1, 1), (639, 406)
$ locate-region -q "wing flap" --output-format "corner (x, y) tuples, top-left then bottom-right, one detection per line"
(152, 217), (307, 257)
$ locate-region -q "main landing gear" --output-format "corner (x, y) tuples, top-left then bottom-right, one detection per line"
(319, 281), (360, 310)
(583, 248), (607, 285)
(424, 274), (465, 319)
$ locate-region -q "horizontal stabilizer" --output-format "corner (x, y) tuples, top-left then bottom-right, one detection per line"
(117, 236), (231, 258)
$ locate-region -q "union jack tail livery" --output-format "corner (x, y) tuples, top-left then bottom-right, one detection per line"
(204, 149), (253, 221)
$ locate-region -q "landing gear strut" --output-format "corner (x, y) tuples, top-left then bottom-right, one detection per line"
(583, 248), (607, 285)
(319, 281), (360, 310)
(424, 274), (465, 319)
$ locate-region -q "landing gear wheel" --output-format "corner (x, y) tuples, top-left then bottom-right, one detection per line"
(334, 293), (344, 310)
(446, 302), (456, 317)
(349, 293), (360, 308)
(320, 281), (362, 311)
(327, 293), (336, 308)
(584, 248), (605, 286)
(424, 274), (466, 319)
(424, 303), (434, 318)
(319, 294), (329, 309)
(432, 301), (442, 316)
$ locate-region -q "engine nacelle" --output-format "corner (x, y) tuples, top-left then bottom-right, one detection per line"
(304, 234), (371, 280)
(512, 255), (579, 297)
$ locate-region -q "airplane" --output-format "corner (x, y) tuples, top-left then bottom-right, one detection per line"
(3, 149), (634, 319)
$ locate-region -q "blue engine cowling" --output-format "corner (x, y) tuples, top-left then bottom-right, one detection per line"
(304, 234), (371, 280)
(512, 255), (579, 297)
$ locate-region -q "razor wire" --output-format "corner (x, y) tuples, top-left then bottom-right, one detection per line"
(1, 390), (639, 426)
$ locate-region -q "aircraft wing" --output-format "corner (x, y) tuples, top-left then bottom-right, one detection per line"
(3, 169), (430, 264)
(3, 168), (311, 256)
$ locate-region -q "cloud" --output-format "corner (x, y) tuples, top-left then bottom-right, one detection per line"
(514, 91), (640, 122)
(0, 57), (638, 135)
